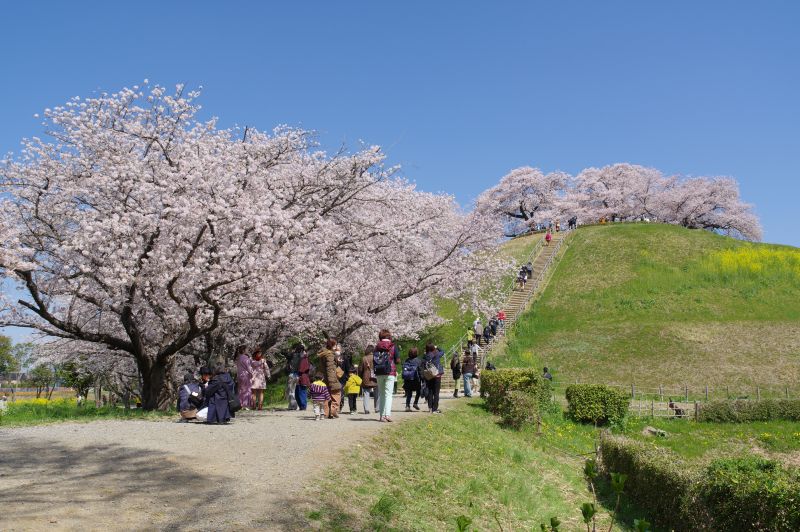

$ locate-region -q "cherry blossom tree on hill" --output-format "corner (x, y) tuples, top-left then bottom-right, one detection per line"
(0, 83), (507, 409)
(475, 167), (570, 237)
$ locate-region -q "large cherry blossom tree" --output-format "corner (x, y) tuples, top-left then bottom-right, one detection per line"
(0, 83), (506, 409)
(475, 167), (569, 236)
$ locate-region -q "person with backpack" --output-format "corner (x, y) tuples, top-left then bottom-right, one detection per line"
(422, 343), (444, 413)
(357, 345), (378, 414)
(317, 338), (342, 419)
(450, 351), (462, 398)
(374, 329), (401, 422)
(204, 364), (236, 424)
(401, 347), (422, 411)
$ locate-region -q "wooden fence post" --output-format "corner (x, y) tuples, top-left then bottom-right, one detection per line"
(757, 387), (761, 400)
(787, 387), (790, 399)
(631, 383), (635, 399)
(694, 401), (699, 422)
(705, 385), (709, 401)
(659, 384), (663, 401)
(726, 386), (729, 398)
(650, 399), (655, 418)
(684, 385), (689, 402)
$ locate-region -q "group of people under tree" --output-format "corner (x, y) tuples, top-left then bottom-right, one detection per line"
(176, 329), (461, 424)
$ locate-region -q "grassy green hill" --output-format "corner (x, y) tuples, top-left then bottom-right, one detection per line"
(497, 224), (800, 393)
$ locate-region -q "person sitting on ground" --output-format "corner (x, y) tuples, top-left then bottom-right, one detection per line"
(480, 360), (497, 398)
(204, 364), (236, 424)
(542, 367), (553, 381)
(668, 399), (686, 418)
(343, 370), (362, 414)
(178, 372), (204, 421)
(309, 372), (332, 421)
(195, 366), (213, 422)
(402, 347), (423, 411)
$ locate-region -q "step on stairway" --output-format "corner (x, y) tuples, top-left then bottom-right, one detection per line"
(440, 231), (566, 390)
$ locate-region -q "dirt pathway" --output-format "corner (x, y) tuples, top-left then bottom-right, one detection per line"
(0, 395), (447, 531)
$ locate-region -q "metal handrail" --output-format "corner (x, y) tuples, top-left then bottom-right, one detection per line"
(441, 235), (546, 369)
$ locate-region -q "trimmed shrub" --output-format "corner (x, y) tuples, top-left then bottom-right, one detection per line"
(599, 435), (800, 531)
(698, 398), (800, 423)
(565, 384), (629, 425)
(599, 435), (697, 531)
(480, 368), (551, 414)
(698, 457), (800, 530)
(499, 390), (539, 430)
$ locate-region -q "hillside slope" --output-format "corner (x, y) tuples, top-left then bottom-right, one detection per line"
(498, 224), (800, 392)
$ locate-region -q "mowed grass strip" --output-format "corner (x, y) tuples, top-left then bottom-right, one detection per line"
(497, 224), (800, 390)
(304, 401), (633, 531)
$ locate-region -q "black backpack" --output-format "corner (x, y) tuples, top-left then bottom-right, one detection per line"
(373, 347), (393, 376)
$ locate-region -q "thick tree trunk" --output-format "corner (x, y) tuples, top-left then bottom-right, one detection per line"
(138, 358), (175, 411)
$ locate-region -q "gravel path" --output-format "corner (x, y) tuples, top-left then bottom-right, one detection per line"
(0, 395), (450, 531)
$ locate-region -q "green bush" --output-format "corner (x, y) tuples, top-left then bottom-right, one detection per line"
(499, 390), (540, 430)
(699, 457), (800, 530)
(480, 368), (551, 414)
(599, 435), (800, 531)
(599, 435), (696, 531)
(698, 399), (800, 423)
(565, 384), (629, 425)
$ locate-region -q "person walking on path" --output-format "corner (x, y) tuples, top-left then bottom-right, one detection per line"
(401, 347), (422, 411)
(317, 338), (342, 419)
(358, 346), (378, 414)
(545, 229), (552, 245)
(497, 310), (506, 329)
(250, 348), (271, 411)
(466, 326), (475, 345)
(205, 364), (235, 424)
(235, 346), (253, 410)
(295, 345), (311, 411)
(374, 329), (401, 422)
(461, 352), (477, 398)
(337, 351), (355, 412)
(450, 351), (462, 398)
(343, 371), (362, 414)
(309, 374), (332, 421)
(474, 319), (484, 346)
(422, 343), (444, 413)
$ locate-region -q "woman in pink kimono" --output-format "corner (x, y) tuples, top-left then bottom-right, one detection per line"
(250, 348), (271, 410)
(235, 346), (253, 410)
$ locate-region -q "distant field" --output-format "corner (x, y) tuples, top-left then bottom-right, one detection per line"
(496, 224), (800, 391)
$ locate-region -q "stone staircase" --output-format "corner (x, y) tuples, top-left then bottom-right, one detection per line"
(440, 230), (568, 390)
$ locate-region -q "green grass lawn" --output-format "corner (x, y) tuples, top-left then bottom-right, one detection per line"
(306, 401), (643, 531)
(496, 224), (800, 392)
(620, 417), (800, 465)
(0, 397), (174, 427)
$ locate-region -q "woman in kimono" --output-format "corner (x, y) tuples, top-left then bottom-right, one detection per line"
(235, 346), (253, 409)
(250, 348), (271, 411)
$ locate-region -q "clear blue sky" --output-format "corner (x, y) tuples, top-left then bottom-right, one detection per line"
(1, 2), (798, 242)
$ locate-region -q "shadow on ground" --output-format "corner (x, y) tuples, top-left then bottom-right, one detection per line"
(0, 436), (234, 530)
